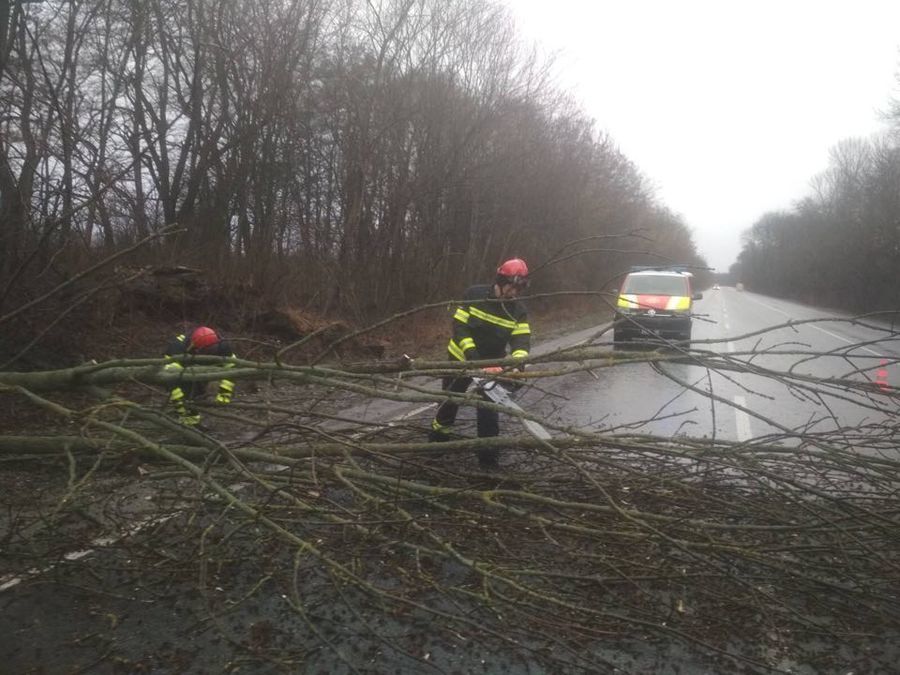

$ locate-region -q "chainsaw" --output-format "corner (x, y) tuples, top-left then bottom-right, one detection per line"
(471, 375), (551, 440)
(397, 355), (551, 441)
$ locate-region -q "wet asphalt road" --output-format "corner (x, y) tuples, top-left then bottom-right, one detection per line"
(551, 287), (899, 445)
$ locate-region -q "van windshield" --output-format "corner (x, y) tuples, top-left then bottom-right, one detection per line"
(622, 274), (688, 296)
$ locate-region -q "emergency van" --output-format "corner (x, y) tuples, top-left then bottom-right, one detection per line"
(614, 267), (703, 343)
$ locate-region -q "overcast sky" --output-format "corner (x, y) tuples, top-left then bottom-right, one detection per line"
(504, 0), (900, 271)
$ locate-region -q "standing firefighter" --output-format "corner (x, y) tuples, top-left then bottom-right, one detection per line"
(428, 258), (531, 468)
(164, 326), (237, 427)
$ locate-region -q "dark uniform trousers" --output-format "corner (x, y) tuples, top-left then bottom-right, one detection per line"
(434, 376), (500, 439)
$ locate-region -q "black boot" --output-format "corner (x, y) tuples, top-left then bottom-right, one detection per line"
(428, 429), (452, 443)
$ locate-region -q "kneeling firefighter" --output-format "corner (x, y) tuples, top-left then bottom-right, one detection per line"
(428, 258), (531, 468)
(163, 326), (237, 426)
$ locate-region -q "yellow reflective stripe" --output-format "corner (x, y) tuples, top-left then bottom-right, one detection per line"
(468, 306), (516, 329)
(176, 334), (186, 342)
(453, 308), (470, 323)
(666, 296), (691, 310)
(169, 388), (185, 401)
(448, 339), (465, 361)
(225, 354), (237, 367)
(511, 350), (529, 359)
(617, 294), (639, 308)
(164, 361), (184, 372)
(432, 419), (452, 432)
(458, 337), (475, 351)
(511, 322), (530, 336)
(219, 379), (235, 393)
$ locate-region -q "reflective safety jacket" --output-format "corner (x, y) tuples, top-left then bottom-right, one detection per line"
(163, 332), (237, 411)
(447, 284), (530, 362)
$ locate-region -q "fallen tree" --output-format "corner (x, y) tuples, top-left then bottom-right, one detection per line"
(1, 325), (899, 673)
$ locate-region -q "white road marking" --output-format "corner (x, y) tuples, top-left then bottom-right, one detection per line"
(1, 512), (178, 592)
(733, 395), (753, 442)
(399, 404), (434, 419)
(741, 295), (881, 357)
(806, 324), (881, 357)
(727, 342), (736, 353)
(350, 403), (435, 439)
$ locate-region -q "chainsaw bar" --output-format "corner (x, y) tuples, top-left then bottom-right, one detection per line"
(474, 378), (551, 440)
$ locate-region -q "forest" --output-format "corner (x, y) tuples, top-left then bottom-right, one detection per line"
(1, 0), (707, 368)
(734, 127), (900, 311)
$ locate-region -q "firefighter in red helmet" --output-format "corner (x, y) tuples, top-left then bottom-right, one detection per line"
(163, 326), (237, 426)
(428, 258), (531, 469)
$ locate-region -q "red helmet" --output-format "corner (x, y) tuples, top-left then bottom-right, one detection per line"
(496, 258), (529, 287)
(190, 326), (220, 351)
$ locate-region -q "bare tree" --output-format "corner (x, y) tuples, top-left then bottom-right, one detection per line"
(735, 134), (900, 311)
(2, 0), (711, 354)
